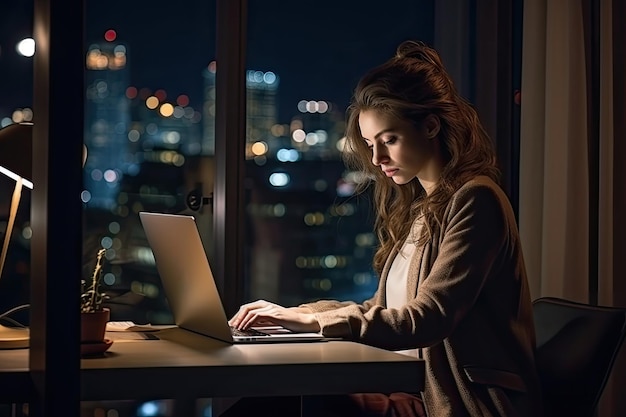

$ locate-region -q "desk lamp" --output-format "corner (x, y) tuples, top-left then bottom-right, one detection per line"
(0, 122), (33, 349)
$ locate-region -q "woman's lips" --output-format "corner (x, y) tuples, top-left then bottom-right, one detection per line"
(383, 169), (398, 177)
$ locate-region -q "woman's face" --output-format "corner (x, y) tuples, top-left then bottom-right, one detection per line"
(358, 110), (440, 186)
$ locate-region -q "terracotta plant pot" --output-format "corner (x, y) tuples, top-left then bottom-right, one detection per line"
(80, 308), (110, 343)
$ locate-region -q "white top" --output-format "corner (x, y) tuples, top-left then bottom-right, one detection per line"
(386, 218), (423, 358)
(386, 240), (416, 309)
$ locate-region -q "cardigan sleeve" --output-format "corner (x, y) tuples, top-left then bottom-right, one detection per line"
(298, 283), (383, 313)
(313, 181), (511, 349)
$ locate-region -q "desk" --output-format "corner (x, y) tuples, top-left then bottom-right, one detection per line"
(0, 328), (424, 412)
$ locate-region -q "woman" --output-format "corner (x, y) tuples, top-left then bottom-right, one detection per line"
(229, 40), (542, 417)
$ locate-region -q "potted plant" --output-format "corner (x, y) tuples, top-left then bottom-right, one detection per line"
(80, 248), (110, 345)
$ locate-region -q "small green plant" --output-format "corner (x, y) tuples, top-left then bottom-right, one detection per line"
(81, 248), (108, 313)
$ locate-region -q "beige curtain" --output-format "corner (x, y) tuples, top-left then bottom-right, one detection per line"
(520, 0), (623, 304)
(519, 0), (624, 415)
(519, 0), (590, 303)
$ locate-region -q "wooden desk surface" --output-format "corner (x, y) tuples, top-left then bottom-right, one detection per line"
(0, 328), (424, 403)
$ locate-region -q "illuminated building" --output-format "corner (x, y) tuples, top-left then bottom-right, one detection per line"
(245, 69), (279, 156)
(84, 29), (131, 210)
(201, 61), (279, 156)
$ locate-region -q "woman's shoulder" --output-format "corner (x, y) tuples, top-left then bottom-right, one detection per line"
(454, 175), (503, 196)
(448, 175), (511, 212)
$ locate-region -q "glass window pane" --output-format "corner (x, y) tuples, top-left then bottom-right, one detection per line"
(243, 0), (435, 305)
(82, 1), (216, 325)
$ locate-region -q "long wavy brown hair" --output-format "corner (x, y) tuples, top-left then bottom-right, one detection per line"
(343, 40), (500, 274)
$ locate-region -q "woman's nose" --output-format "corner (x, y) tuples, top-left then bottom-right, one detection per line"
(371, 143), (388, 166)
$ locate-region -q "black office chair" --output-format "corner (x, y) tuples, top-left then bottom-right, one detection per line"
(532, 296), (626, 417)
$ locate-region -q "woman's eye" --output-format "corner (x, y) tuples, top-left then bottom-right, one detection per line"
(383, 137), (397, 145)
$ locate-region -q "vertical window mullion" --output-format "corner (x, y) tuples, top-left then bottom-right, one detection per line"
(214, 0), (247, 316)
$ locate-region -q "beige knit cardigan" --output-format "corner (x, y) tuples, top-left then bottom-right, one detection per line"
(301, 176), (543, 417)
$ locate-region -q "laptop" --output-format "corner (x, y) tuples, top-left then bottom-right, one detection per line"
(139, 211), (327, 344)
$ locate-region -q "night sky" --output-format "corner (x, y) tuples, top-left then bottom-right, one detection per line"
(1, 0), (434, 123)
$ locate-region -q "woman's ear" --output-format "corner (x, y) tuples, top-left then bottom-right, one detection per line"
(423, 114), (440, 139)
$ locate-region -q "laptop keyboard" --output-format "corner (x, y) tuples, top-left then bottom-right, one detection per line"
(229, 326), (271, 337)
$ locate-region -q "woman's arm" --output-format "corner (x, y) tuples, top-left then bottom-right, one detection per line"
(313, 181), (511, 348)
(297, 289), (381, 314)
(229, 280), (384, 331)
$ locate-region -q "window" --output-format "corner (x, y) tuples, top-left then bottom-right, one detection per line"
(0, 0), (519, 339)
(243, 0), (435, 305)
(81, 0), (218, 325)
(77, 0), (437, 324)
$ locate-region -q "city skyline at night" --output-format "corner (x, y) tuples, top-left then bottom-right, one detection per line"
(0, 0), (434, 123)
(0, 2), (435, 320)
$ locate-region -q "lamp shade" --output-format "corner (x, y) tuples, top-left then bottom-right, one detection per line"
(0, 122), (32, 181)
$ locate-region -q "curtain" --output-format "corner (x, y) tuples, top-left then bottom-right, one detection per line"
(519, 0), (626, 415)
(519, 0), (589, 302)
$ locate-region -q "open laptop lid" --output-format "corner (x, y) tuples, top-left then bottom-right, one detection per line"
(139, 211), (326, 344)
(139, 211), (234, 343)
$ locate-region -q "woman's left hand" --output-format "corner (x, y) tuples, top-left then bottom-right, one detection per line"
(228, 300), (321, 333)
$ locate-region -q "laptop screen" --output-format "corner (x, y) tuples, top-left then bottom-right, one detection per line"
(139, 211), (234, 343)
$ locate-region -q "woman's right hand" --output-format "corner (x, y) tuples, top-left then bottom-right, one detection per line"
(228, 300), (319, 333)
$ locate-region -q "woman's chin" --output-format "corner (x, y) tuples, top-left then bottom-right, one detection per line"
(391, 175), (411, 185)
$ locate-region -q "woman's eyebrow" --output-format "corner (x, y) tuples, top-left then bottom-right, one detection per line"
(362, 128), (395, 142)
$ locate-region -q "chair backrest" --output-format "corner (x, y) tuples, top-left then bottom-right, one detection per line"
(532, 297), (626, 417)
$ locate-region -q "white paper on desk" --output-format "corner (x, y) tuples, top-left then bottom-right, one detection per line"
(106, 321), (175, 332)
